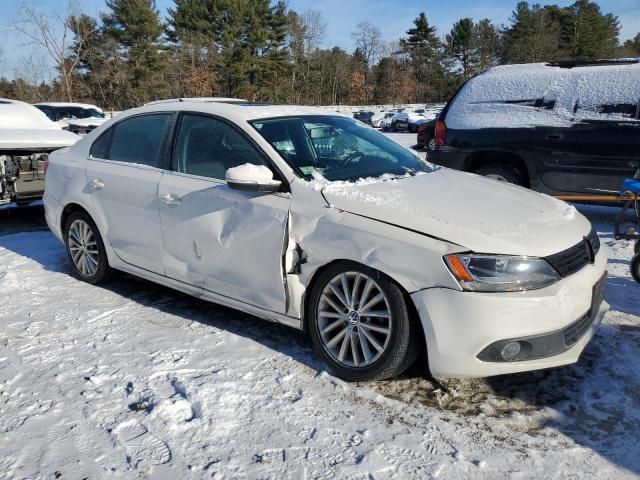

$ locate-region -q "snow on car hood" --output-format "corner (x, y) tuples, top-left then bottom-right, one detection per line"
(0, 129), (79, 150)
(319, 168), (591, 257)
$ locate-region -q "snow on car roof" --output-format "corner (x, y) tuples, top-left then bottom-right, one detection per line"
(0, 98), (62, 130)
(34, 102), (103, 111)
(446, 61), (640, 129)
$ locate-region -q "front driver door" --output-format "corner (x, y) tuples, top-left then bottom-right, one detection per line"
(85, 113), (172, 275)
(158, 113), (291, 314)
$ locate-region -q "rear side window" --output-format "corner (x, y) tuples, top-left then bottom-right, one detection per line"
(90, 130), (112, 159)
(107, 114), (172, 167)
(575, 102), (638, 120)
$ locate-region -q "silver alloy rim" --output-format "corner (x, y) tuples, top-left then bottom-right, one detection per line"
(67, 219), (99, 277)
(428, 138), (436, 150)
(317, 272), (392, 368)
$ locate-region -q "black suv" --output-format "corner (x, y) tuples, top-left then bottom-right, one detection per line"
(429, 60), (640, 195)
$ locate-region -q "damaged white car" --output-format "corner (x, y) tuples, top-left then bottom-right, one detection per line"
(0, 99), (78, 206)
(44, 101), (607, 381)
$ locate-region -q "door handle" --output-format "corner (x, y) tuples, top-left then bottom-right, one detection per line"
(545, 133), (564, 141)
(89, 178), (104, 191)
(159, 193), (181, 207)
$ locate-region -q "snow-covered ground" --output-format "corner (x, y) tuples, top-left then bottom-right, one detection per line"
(1, 187), (639, 477)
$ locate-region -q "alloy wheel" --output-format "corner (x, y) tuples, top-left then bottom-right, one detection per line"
(317, 272), (392, 368)
(67, 219), (100, 277)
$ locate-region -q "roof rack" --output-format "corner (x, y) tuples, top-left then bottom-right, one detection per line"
(145, 97), (248, 106)
(546, 59), (639, 69)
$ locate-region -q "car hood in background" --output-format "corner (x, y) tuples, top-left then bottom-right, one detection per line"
(0, 129), (80, 150)
(59, 118), (108, 128)
(321, 168), (591, 257)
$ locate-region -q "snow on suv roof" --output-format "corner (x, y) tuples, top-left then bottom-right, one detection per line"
(34, 102), (103, 111)
(445, 60), (640, 129)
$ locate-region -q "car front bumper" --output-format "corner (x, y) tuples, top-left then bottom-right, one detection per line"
(410, 248), (608, 377)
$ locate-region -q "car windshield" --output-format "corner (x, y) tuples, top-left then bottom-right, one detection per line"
(251, 115), (432, 182)
(59, 107), (105, 119)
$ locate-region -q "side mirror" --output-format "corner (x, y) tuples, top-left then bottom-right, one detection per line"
(226, 164), (282, 192)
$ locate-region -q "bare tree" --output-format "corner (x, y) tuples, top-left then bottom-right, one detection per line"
(302, 9), (327, 54)
(14, 0), (97, 102)
(351, 21), (385, 67)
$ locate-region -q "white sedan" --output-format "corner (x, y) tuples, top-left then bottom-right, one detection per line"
(43, 100), (607, 381)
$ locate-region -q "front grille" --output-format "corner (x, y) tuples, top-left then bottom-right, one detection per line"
(562, 311), (593, 347)
(545, 228), (600, 278)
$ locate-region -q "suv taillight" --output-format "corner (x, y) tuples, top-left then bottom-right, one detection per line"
(43, 157), (49, 176)
(434, 120), (447, 147)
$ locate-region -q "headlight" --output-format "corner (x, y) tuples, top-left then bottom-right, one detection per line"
(444, 254), (560, 292)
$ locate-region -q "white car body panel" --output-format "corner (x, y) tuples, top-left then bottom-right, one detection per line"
(44, 101), (608, 378)
(158, 171), (291, 313)
(85, 158), (165, 275)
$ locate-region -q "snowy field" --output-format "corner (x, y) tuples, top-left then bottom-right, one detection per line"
(1, 141), (639, 478)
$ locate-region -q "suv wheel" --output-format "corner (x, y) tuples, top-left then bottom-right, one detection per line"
(308, 262), (420, 381)
(64, 211), (113, 284)
(473, 163), (525, 187)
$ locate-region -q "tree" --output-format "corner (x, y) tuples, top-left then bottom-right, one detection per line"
(502, 2), (563, 63)
(562, 0), (620, 60)
(103, 0), (170, 105)
(400, 12), (447, 101)
(474, 19), (502, 73)
(621, 33), (640, 55)
(15, 0), (96, 102)
(447, 18), (475, 77)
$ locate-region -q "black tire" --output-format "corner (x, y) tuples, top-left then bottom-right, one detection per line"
(631, 253), (640, 284)
(473, 162), (525, 187)
(307, 262), (421, 382)
(417, 133), (429, 148)
(635, 240), (640, 255)
(63, 210), (113, 284)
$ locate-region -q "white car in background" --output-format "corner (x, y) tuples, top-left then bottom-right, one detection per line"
(44, 100), (607, 381)
(0, 99), (78, 206)
(34, 102), (108, 135)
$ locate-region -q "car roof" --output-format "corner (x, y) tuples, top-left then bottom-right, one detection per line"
(124, 101), (347, 123)
(0, 98), (61, 130)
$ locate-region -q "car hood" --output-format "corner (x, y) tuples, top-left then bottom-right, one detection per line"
(0, 129), (80, 150)
(59, 118), (108, 128)
(320, 168), (591, 257)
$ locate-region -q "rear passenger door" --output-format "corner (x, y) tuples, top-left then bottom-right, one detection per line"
(157, 113), (291, 313)
(86, 113), (172, 275)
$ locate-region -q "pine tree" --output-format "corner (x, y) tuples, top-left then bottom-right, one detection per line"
(562, 0), (620, 60)
(624, 33), (640, 55)
(103, 0), (170, 105)
(502, 2), (563, 63)
(474, 19), (502, 72)
(447, 18), (475, 77)
(400, 12), (447, 101)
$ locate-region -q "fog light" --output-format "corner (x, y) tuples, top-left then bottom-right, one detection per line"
(501, 342), (521, 361)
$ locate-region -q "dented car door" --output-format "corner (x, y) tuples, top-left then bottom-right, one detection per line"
(157, 112), (291, 313)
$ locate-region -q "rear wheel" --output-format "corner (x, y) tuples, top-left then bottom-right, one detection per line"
(473, 163), (525, 187)
(308, 262), (420, 381)
(64, 211), (112, 284)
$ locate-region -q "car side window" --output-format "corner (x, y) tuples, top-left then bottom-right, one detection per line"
(575, 102), (639, 120)
(174, 113), (269, 180)
(90, 129), (112, 159)
(107, 114), (172, 167)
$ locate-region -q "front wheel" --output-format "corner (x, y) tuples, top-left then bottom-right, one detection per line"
(308, 262), (420, 381)
(64, 211), (113, 284)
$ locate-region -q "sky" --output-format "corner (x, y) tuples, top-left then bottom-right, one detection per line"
(1, 0), (639, 81)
